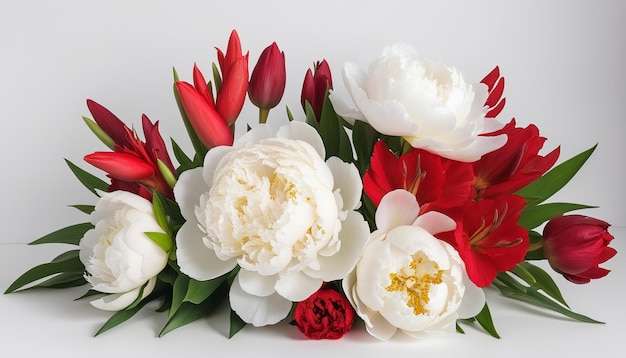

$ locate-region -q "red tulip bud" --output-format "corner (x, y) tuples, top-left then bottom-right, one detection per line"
(215, 30), (249, 125)
(301, 60), (332, 120)
(248, 42), (286, 110)
(543, 215), (617, 284)
(84, 152), (154, 181)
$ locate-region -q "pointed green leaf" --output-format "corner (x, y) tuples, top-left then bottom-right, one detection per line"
(22, 272), (86, 290)
(169, 274), (190, 318)
(5, 251), (84, 293)
(229, 308), (247, 338)
(151, 192), (171, 235)
(455, 322), (466, 334)
(474, 302), (500, 338)
(95, 296), (153, 336)
(525, 231), (546, 260)
(317, 92), (353, 162)
(65, 159), (109, 196)
(517, 262), (569, 307)
(516, 145), (597, 207)
(171, 138), (193, 167)
(144, 232), (172, 253)
(304, 101), (318, 129)
(28, 223), (93, 246)
(352, 121), (379, 175)
(212, 62), (222, 93)
(82, 116), (115, 150)
(69, 204), (95, 214)
(519, 202), (596, 229)
(286, 105), (294, 122)
(184, 275), (227, 304)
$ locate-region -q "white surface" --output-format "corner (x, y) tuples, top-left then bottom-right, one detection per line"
(2, 228), (625, 357)
(1, 0), (625, 356)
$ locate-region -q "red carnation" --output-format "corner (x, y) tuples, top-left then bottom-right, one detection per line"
(293, 287), (354, 340)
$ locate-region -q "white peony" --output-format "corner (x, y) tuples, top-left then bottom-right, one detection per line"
(343, 190), (485, 340)
(174, 121), (370, 327)
(79, 191), (169, 311)
(329, 43), (506, 162)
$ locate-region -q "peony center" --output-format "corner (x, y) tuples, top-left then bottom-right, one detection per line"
(386, 256), (444, 316)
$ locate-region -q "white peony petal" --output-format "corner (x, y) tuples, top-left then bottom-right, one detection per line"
(234, 122), (278, 147)
(173, 167), (207, 220)
(309, 211), (370, 281)
(229, 275), (292, 327)
(276, 121), (326, 159)
(328, 90), (365, 125)
(375, 189), (420, 233)
(90, 277), (156, 311)
(176, 221), (237, 281)
(413, 211), (456, 236)
(237, 269), (278, 297)
(457, 273), (486, 319)
(364, 309), (398, 341)
(202, 145), (236, 185)
(326, 157), (362, 211)
(274, 271), (323, 302)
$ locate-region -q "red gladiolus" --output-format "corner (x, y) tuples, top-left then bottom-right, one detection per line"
(543, 215), (616, 284)
(472, 119), (560, 199)
(301, 59), (332, 120)
(83, 101), (177, 199)
(363, 141), (474, 213)
(437, 194), (529, 287)
(175, 81), (233, 149)
(248, 42), (286, 110)
(293, 287), (355, 340)
(215, 29), (249, 125)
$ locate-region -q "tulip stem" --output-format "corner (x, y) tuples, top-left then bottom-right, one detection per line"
(259, 108), (270, 124)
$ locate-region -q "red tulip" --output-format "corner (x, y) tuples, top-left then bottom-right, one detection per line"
(301, 59), (332, 120)
(248, 42), (286, 110)
(215, 29), (249, 125)
(86, 99), (132, 148)
(175, 81), (234, 148)
(543, 215), (616, 284)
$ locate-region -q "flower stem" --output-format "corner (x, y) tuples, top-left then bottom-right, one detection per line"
(259, 108), (270, 124)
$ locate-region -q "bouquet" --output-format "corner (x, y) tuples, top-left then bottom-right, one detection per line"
(5, 30), (617, 341)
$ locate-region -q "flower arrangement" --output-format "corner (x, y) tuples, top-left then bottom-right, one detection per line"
(5, 30), (617, 341)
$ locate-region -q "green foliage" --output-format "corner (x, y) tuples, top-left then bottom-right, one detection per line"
(5, 250), (85, 293)
(28, 223), (93, 246)
(65, 159), (109, 196)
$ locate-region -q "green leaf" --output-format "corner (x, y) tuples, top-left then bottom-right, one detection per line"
(69, 204), (95, 214)
(474, 303), (500, 338)
(455, 322), (466, 334)
(304, 101), (318, 129)
(352, 121), (379, 176)
(159, 282), (227, 337)
(317, 92), (353, 163)
(82, 116), (115, 150)
(525, 231), (545, 260)
(95, 296), (153, 336)
(28, 223), (93, 246)
(517, 262), (569, 307)
(169, 274), (190, 317)
(171, 137), (193, 167)
(519, 202), (596, 229)
(144, 232), (172, 253)
(184, 276), (227, 304)
(229, 308), (247, 338)
(286, 105), (295, 122)
(212, 62), (222, 93)
(22, 272), (86, 290)
(4, 250), (84, 293)
(65, 159), (109, 196)
(516, 145), (597, 207)
(151, 192), (171, 235)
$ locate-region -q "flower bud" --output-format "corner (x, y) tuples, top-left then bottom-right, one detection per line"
(301, 60), (332, 120)
(248, 42), (286, 110)
(84, 152), (154, 181)
(293, 286), (354, 340)
(543, 215), (617, 284)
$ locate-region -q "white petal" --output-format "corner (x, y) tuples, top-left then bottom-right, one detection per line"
(364, 309), (398, 341)
(326, 157), (362, 211)
(229, 275), (292, 327)
(309, 211), (370, 281)
(234, 122), (277, 147)
(276, 121), (325, 159)
(175, 221), (237, 281)
(275, 271), (323, 302)
(238, 269), (277, 297)
(457, 274), (486, 319)
(375, 189), (420, 233)
(90, 277), (156, 311)
(413, 211), (456, 235)
(202, 145), (236, 184)
(328, 90), (364, 125)
(173, 167), (207, 220)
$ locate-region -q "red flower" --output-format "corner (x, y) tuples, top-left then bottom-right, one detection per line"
(84, 100), (176, 199)
(248, 42), (286, 110)
(293, 287), (354, 340)
(301, 59), (332, 120)
(437, 194), (529, 287)
(480, 66), (506, 118)
(472, 119), (560, 199)
(363, 141), (473, 213)
(215, 29), (249, 126)
(543, 215), (616, 284)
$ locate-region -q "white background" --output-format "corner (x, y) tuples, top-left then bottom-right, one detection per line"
(1, 0), (625, 357)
